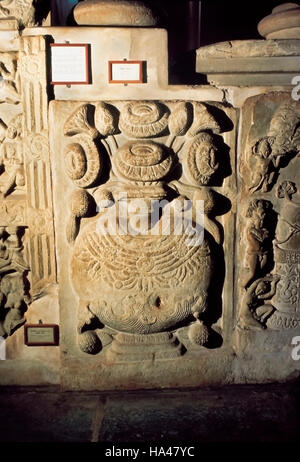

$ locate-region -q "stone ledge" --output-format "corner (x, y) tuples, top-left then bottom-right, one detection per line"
(196, 39), (300, 86)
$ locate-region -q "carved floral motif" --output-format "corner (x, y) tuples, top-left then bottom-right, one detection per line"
(60, 99), (231, 359)
(64, 136), (102, 188)
(119, 101), (169, 138)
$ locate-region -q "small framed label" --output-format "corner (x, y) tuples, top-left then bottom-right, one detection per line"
(109, 60), (143, 84)
(50, 43), (89, 85)
(24, 324), (59, 346)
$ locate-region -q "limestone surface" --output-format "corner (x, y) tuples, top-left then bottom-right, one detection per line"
(74, 0), (160, 27)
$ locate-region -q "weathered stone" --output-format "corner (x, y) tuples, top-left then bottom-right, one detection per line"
(258, 2), (300, 39)
(0, 3), (299, 392)
(73, 0), (160, 27)
(236, 92), (300, 362)
(196, 39), (300, 86)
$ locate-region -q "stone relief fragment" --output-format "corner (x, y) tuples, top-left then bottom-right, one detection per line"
(61, 99), (233, 362)
(0, 226), (30, 337)
(248, 102), (300, 193)
(0, 113), (24, 198)
(0, 0), (50, 29)
(268, 181), (300, 329)
(239, 93), (300, 332)
(0, 53), (20, 105)
(19, 36), (56, 294)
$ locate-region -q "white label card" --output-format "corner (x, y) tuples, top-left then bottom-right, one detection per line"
(51, 45), (88, 84)
(111, 62), (141, 82)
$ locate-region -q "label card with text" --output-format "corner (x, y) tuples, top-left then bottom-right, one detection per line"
(24, 324), (59, 346)
(109, 60), (143, 83)
(51, 44), (89, 85)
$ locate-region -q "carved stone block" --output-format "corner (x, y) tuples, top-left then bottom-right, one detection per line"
(50, 98), (236, 389)
(238, 92), (300, 341)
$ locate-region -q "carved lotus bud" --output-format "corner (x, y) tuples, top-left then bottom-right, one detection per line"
(66, 189), (91, 244)
(168, 102), (190, 136)
(78, 331), (102, 354)
(113, 140), (173, 182)
(94, 188), (114, 210)
(187, 102), (221, 137)
(188, 320), (209, 345)
(64, 104), (98, 139)
(94, 102), (118, 137)
(64, 137), (102, 188)
(184, 132), (219, 186)
(119, 101), (169, 138)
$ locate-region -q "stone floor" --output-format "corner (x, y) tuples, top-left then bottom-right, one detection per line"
(0, 382), (299, 443)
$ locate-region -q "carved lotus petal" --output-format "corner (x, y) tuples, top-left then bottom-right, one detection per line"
(114, 141), (173, 182)
(94, 102), (118, 137)
(64, 104), (98, 139)
(168, 102), (190, 136)
(187, 102), (221, 137)
(64, 137), (102, 188)
(119, 101), (169, 138)
(184, 132), (219, 185)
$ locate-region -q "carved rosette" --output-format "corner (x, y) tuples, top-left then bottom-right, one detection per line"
(183, 132), (219, 186)
(64, 137), (102, 188)
(113, 141), (173, 183)
(119, 101), (169, 138)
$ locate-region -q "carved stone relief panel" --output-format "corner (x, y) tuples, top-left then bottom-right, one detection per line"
(238, 92), (300, 336)
(19, 36), (56, 294)
(50, 99), (236, 388)
(0, 225), (30, 337)
(0, 36), (56, 340)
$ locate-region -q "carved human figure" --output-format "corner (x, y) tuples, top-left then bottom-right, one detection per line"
(249, 102), (300, 193)
(239, 274), (280, 330)
(249, 137), (280, 193)
(0, 115), (25, 197)
(243, 199), (272, 289)
(0, 273), (29, 336)
(0, 227), (29, 337)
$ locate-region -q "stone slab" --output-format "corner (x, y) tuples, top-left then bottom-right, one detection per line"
(196, 40), (300, 59)
(206, 73), (297, 87)
(196, 39), (300, 87)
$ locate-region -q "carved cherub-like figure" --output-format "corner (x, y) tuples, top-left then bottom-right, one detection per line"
(0, 115), (24, 197)
(249, 102), (300, 193)
(249, 137), (280, 193)
(0, 143), (25, 197)
(243, 199), (272, 289)
(239, 274), (280, 330)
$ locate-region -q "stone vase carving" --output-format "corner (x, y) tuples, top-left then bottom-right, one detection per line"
(58, 99), (230, 361)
